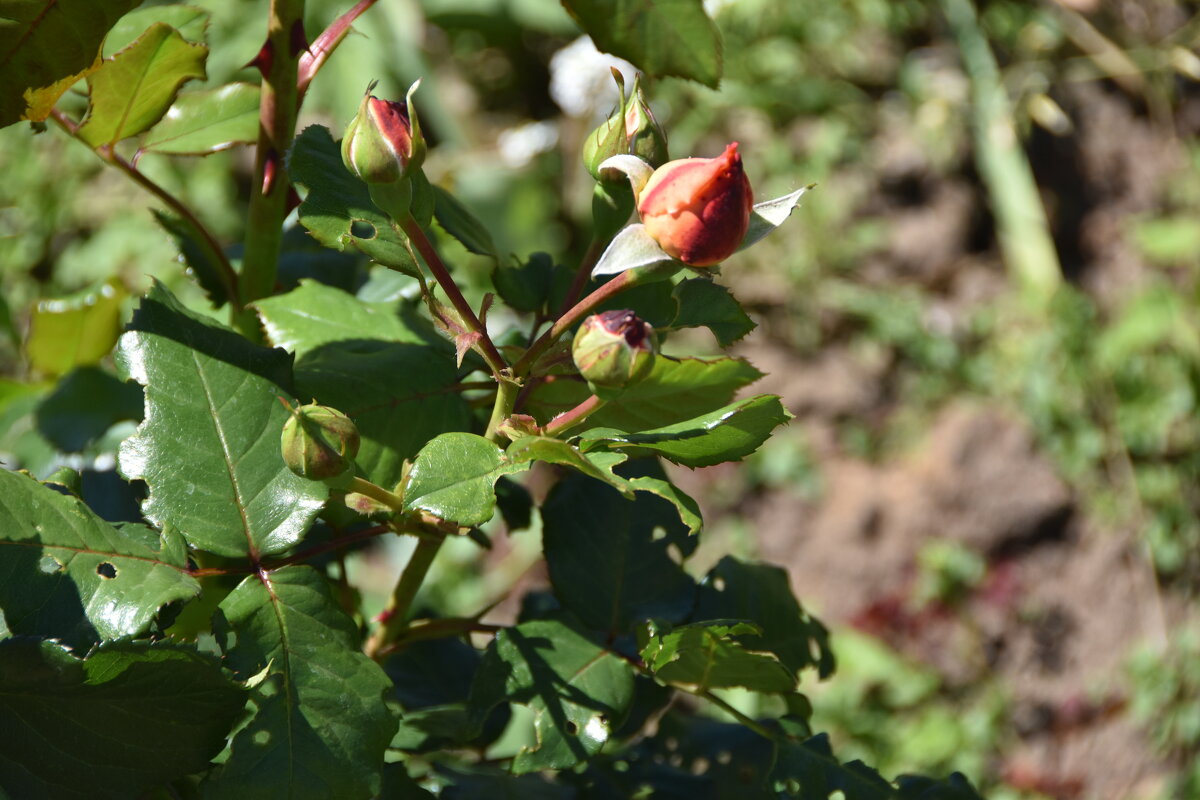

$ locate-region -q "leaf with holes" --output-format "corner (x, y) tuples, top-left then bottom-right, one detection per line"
(289, 125), (421, 276)
(402, 433), (528, 526)
(542, 469), (695, 635)
(117, 282), (327, 558)
(0, 638), (244, 799)
(140, 81), (260, 155)
(0, 469), (198, 648)
(580, 394), (791, 467)
(78, 23), (208, 147)
(470, 618), (636, 774)
(639, 620), (797, 693)
(0, 0), (142, 128)
(205, 566), (395, 799)
(563, 0), (722, 88)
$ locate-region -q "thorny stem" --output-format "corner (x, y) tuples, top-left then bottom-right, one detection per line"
(364, 532), (446, 660)
(237, 0), (306, 339)
(542, 394), (604, 438)
(49, 111), (241, 310)
(400, 215), (509, 378)
(556, 236), (608, 318)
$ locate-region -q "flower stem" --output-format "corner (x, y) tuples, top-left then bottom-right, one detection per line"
(555, 235), (607, 317)
(484, 377), (521, 444)
(347, 476), (405, 513)
(399, 215), (509, 378)
(364, 532), (446, 660)
(237, 0), (306, 338)
(542, 394), (605, 438)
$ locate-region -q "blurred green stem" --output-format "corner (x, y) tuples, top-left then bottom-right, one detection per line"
(236, 0), (306, 339)
(364, 532), (445, 660)
(942, 0), (1061, 307)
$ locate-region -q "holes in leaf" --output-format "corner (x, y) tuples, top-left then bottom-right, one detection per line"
(565, 720), (578, 736)
(651, 526), (668, 542)
(96, 562), (117, 579)
(253, 729), (272, 746)
(712, 576), (726, 591)
(350, 219), (376, 239)
(691, 756), (710, 775)
(39, 555), (64, 574)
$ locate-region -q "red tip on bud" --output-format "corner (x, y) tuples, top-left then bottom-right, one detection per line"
(572, 310), (656, 389)
(637, 142), (753, 267)
(341, 81), (426, 185)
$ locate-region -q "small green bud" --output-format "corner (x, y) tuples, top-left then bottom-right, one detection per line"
(582, 73), (668, 185)
(281, 403), (360, 480)
(572, 310), (655, 389)
(341, 80), (426, 185)
(623, 75), (668, 169)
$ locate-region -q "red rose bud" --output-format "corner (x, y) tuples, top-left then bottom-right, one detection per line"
(572, 310), (655, 389)
(637, 142), (753, 267)
(341, 81), (426, 185)
(281, 403), (360, 480)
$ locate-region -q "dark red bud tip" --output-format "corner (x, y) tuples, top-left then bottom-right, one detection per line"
(596, 309), (649, 349)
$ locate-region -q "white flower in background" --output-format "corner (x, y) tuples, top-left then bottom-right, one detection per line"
(497, 120), (560, 168)
(549, 36), (635, 120)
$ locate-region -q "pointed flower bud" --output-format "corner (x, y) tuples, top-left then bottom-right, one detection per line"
(583, 73), (668, 184)
(637, 142), (753, 267)
(572, 310), (656, 389)
(281, 403), (360, 480)
(341, 80), (426, 185)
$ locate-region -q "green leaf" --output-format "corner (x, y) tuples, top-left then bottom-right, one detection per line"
(563, 0), (721, 87)
(433, 185), (498, 258)
(740, 186), (813, 251)
(293, 339), (471, 490)
(0, 469), (198, 646)
(255, 280), (443, 357)
(0, 0), (141, 128)
(493, 252), (555, 313)
(639, 620), (797, 693)
(289, 125), (421, 275)
(34, 365), (142, 452)
(694, 556), (834, 679)
(103, 3), (210, 55)
(140, 82), (260, 155)
(670, 278), (755, 346)
(470, 618), (636, 773)
(25, 279), (125, 377)
(770, 733), (897, 799)
(78, 22), (208, 148)
(153, 209), (233, 307)
(207, 566), (396, 799)
(0, 638), (243, 799)
(533, 355), (761, 432)
(580, 394), (791, 467)
(402, 433), (527, 526)
(117, 283), (327, 558)
(542, 469), (695, 635)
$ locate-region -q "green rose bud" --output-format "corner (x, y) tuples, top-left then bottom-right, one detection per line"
(341, 80), (426, 185)
(572, 310), (656, 389)
(281, 403), (360, 480)
(583, 73), (668, 184)
(623, 75), (668, 169)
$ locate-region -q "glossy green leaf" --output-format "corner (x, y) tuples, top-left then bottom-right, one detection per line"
(0, 0), (141, 128)
(153, 209), (233, 307)
(563, 0), (721, 88)
(580, 394), (790, 467)
(0, 468), (198, 647)
(471, 618), (636, 773)
(0, 638), (243, 799)
(542, 469), (695, 635)
(289, 125), (422, 275)
(25, 279), (125, 377)
(34, 365), (142, 452)
(78, 23), (208, 147)
(433, 185), (498, 258)
(403, 433), (527, 526)
(103, 3), (210, 55)
(141, 81), (260, 155)
(117, 283), (327, 558)
(694, 556), (834, 679)
(493, 252), (555, 313)
(670, 278), (755, 346)
(740, 186), (813, 251)
(207, 566), (396, 799)
(640, 620), (797, 693)
(255, 280), (444, 357)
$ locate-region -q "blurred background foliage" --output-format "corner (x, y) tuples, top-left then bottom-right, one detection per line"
(3, 0), (1200, 796)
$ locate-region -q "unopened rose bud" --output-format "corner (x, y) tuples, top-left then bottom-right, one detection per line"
(637, 142), (753, 267)
(583, 73), (668, 184)
(623, 76), (667, 169)
(281, 403), (360, 480)
(341, 81), (425, 185)
(572, 310), (655, 389)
